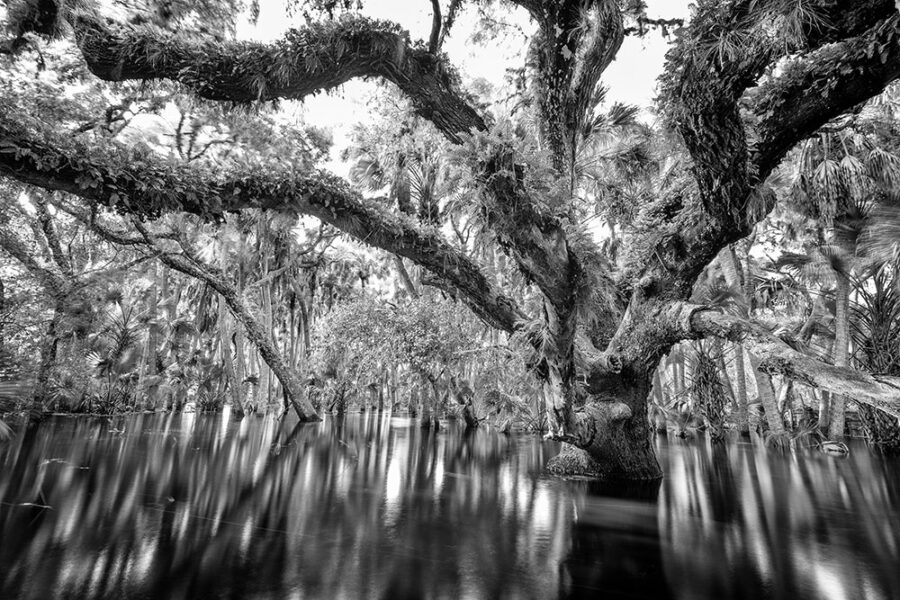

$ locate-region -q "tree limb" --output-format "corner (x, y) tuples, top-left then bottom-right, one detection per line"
(70, 12), (484, 142)
(751, 13), (900, 179)
(0, 112), (525, 332)
(686, 305), (900, 420)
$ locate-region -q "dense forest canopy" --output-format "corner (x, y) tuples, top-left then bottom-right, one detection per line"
(3, 0), (900, 479)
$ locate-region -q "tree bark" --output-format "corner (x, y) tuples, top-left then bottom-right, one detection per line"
(688, 306), (900, 420)
(828, 269), (851, 439)
(5, 2), (900, 480)
(0, 275), (5, 353)
(232, 321), (246, 418)
(717, 245), (750, 432)
(123, 221), (319, 421)
(34, 298), (65, 408)
(748, 353), (785, 434)
(731, 345), (750, 435)
(548, 377), (661, 480)
(218, 299), (241, 416)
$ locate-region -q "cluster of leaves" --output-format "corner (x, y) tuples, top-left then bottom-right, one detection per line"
(311, 294), (471, 385)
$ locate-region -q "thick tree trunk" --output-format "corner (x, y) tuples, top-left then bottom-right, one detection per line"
(548, 373), (662, 480)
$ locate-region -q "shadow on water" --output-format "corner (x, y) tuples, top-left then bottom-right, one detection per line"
(1, 415), (899, 599)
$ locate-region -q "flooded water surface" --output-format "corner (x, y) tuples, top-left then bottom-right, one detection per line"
(1, 413), (898, 599)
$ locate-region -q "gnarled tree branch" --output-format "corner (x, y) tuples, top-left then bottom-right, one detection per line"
(751, 13), (900, 179)
(70, 13), (485, 142)
(0, 112), (525, 332)
(686, 305), (900, 420)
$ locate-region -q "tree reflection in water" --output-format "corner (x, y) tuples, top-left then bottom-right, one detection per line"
(659, 437), (900, 600)
(0, 413), (570, 599)
(1, 416), (899, 599)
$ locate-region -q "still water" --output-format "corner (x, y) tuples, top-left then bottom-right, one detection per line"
(1, 412), (898, 600)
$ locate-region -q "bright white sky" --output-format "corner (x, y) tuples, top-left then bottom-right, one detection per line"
(239, 0), (692, 173)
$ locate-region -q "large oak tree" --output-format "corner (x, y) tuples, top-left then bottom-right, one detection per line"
(3, 0), (900, 479)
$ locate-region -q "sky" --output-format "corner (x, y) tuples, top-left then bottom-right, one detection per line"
(238, 0), (693, 174)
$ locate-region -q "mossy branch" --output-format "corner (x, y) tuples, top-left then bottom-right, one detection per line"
(0, 112), (524, 332)
(69, 12), (485, 142)
(687, 305), (900, 420)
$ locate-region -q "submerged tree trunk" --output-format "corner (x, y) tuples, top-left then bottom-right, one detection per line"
(548, 373), (661, 480)
(451, 376), (479, 430)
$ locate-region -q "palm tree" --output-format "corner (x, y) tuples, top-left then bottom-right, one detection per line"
(86, 302), (142, 412)
(785, 119), (900, 437)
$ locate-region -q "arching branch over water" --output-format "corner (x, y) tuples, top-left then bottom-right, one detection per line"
(685, 305), (900, 421)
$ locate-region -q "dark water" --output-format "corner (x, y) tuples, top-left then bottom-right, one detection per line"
(1, 413), (898, 600)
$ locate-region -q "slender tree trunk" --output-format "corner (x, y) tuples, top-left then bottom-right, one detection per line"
(828, 270), (850, 439)
(0, 275), (5, 352)
(718, 245), (750, 433)
(34, 298), (65, 408)
(671, 350), (684, 397)
(218, 300), (241, 416)
(146, 248), (318, 421)
(393, 256), (418, 297)
(713, 339), (737, 407)
(731, 344), (750, 435)
(258, 283), (273, 410)
(232, 321), (246, 418)
(145, 261), (160, 376)
(748, 352), (785, 434)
